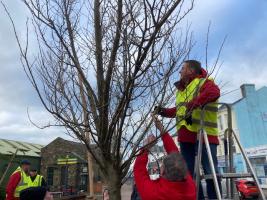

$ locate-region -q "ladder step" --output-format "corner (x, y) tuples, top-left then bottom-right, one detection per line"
(203, 173), (252, 179)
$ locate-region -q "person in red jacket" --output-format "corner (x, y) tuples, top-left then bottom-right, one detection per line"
(134, 116), (196, 200)
(155, 60), (221, 199)
(6, 160), (31, 200)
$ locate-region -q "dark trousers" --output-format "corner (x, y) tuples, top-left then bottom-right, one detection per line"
(131, 184), (141, 200)
(180, 142), (222, 200)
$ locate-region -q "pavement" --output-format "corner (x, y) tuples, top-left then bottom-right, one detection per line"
(121, 183), (132, 200)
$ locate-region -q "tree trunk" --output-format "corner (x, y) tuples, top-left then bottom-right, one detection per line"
(106, 166), (122, 200)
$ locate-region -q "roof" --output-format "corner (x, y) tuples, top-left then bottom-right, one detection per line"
(0, 138), (43, 157)
(42, 137), (97, 162)
(231, 85), (267, 106)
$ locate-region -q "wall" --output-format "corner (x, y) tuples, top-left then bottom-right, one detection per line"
(232, 86), (267, 187)
(233, 87), (267, 148)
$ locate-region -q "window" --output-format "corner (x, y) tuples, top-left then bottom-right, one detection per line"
(60, 166), (68, 187)
(47, 167), (54, 186)
(79, 175), (88, 191)
(250, 157), (266, 165)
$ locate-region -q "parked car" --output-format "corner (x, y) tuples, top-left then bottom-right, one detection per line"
(235, 180), (259, 199)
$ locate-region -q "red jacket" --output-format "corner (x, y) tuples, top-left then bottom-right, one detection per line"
(134, 133), (196, 200)
(6, 171), (21, 200)
(162, 68), (220, 144)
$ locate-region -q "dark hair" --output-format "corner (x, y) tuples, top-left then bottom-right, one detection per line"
(184, 60), (202, 75)
(163, 152), (187, 181)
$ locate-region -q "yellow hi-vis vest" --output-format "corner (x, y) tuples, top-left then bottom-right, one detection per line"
(176, 77), (218, 136)
(12, 167), (30, 197)
(28, 174), (43, 187)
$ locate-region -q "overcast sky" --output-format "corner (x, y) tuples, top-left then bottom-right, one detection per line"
(0, 0), (267, 145)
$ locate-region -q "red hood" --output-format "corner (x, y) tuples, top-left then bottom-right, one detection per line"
(174, 68), (208, 91)
(199, 68), (208, 78)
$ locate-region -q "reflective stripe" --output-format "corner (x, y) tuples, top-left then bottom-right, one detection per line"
(193, 78), (205, 98)
(204, 105), (218, 112)
(18, 182), (28, 187)
(177, 102), (186, 107)
(177, 102), (218, 112)
(191, 118), (218, 128)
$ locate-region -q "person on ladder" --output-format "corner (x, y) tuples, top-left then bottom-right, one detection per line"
(155, 60), (221, 200)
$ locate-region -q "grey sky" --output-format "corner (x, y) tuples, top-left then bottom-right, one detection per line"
(0, 0), (266, 144)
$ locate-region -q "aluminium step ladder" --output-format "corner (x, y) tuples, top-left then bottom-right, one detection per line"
(194, 103), (266, 200)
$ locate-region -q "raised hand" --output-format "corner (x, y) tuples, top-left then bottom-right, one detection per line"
(143, 134), (157, 149)
(152, 115), (165, 133)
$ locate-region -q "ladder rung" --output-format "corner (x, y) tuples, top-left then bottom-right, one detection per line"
(203, 173), (252, 179)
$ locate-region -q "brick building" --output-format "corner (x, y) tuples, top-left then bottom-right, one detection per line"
(41, 137), (102, 195)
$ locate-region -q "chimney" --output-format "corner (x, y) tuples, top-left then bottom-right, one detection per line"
(240, 84), (255, 98)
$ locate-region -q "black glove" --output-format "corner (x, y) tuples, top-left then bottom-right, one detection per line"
(185, 109), (193, 125)
(154, 106), (164, 115)
(185, 115), (193, 125)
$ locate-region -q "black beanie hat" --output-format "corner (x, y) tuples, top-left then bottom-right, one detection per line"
(20, 186), (47, 200)
(20, 159), (31, 165)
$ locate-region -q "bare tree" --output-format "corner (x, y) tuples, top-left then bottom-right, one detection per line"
(3, 0), (195, 199)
